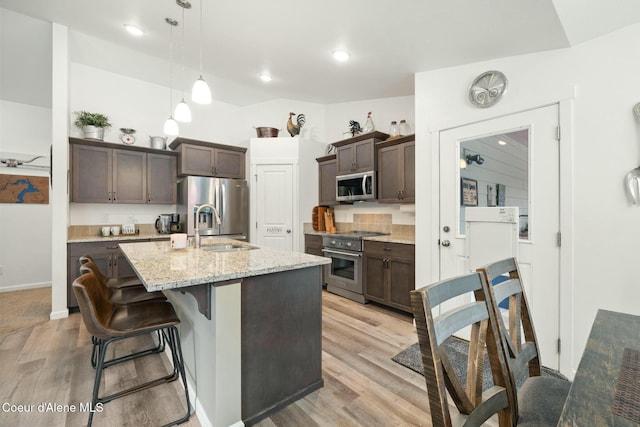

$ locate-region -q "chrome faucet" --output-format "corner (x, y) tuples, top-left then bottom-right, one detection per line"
(194, 203), (221, 248)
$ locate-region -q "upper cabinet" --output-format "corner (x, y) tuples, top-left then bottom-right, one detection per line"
(316, 154), (337, 206)
(169, 137), (246, 179)
(147, 153), (177, 204)
(333, 131), (389, 175)
(70, 138), (177, 204)
(377, 135), (415, 203)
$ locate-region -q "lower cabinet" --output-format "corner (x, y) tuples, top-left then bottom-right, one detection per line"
(363, 240), (415, 313)
(67, 240), (147, 309)
(304, 234), (324, 257)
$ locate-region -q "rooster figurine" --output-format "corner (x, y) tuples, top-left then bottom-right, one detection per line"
(287, 112), (306, 137)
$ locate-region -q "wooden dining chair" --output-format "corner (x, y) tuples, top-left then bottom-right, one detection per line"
(476, 257), (570, 426)
(410, 272), (515, 427)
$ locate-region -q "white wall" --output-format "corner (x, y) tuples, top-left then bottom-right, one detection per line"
(0, 7), (53, 291)
(0, 101), (52, 291)
(415, 22), (640, 375)
(325, 96), (415, 143)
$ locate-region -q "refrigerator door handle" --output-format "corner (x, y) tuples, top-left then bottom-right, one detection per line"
(220, 182), (225, 222)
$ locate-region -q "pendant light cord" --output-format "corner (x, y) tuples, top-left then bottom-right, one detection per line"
(181, 6), (186, 98)
(198, 0), (203, 75)
(169, 23), (174, 113)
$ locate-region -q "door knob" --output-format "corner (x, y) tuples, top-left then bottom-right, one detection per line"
(441, 239), (451, 247)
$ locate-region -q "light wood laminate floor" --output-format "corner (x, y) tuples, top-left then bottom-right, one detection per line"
(0, 290), (498, 426)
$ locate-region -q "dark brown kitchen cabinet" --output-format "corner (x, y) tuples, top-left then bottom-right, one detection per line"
(113, 149), (147, 203)
(377, 135), (415, 203)
(304, 234), (324, 257)
(169, 137), (246, 179)
(316, 154), (337, 206)
(333, 131), (388, 175)
(71, 144), (146, 203)
(147, 153), (177, 204)
(66, 240), (148, 309)
(363, 240), (415, 313)
(71, 144), (112, 203)
(69, 138), (177, 205)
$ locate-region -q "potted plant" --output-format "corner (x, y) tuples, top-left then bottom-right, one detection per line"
(74, 110), (112, 140)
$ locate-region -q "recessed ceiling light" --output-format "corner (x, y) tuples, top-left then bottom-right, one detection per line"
(498, 140), (507, 145)
(258, 73), (272, 82)
(124, 24), (144, 36)
(331, 50), (350, 62)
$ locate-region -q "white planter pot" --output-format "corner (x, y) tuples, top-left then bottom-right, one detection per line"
(82, 125), (105, 140)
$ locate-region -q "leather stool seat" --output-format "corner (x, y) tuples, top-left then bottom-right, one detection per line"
(80, 260), (166, 305)
(79, 254), (143, 289)
(79, 260), (167, 368)
(73, 272), (190, 426)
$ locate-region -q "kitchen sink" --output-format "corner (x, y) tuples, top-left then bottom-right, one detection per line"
(202, 243), (257, 252)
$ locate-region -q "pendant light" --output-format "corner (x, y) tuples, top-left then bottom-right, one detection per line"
(174, 0), (192, 122)
(191, 0), (212, 104)
(163, 18), (179, 136)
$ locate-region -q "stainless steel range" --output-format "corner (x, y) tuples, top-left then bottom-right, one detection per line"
(322, 231), (386, 303)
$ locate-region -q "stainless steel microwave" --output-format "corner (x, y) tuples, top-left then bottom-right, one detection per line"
(336, 171), (376, 202)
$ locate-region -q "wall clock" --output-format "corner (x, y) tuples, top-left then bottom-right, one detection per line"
(468, 70), (507, 108)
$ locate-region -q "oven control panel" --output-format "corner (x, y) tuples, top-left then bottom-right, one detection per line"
(322, 237), (362, 252)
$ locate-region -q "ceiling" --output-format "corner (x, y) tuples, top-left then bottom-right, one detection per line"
(2, 0), (640, 106)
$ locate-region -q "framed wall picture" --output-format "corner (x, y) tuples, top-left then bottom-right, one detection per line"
(461, 178), (478, 206)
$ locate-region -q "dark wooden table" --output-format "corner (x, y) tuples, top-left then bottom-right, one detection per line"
(558, 309), (640, 426)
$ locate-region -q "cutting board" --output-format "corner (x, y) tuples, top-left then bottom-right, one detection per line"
(312, 206), (327, 231)
(323, 210), (336, 233)
(312, 206), (334, 232)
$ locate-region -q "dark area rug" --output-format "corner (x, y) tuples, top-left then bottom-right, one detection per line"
(392, 336), (568, 390)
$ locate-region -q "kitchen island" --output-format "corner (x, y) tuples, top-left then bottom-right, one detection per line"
(119, 238), (329, 427)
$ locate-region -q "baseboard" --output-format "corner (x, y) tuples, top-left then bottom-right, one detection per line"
(0, 282), (51, 292)
(50, 309), (69, 320)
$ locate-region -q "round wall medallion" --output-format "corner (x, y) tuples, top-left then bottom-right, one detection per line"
(468, 70), (508, 108)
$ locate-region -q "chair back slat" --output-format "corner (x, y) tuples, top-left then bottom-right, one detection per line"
(477, 257), (542, 380)
(434, 302), (488, 347)
(411, 272), (514, 427)
(492, 278), (521, 307)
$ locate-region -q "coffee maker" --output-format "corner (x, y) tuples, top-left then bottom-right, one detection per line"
(170, 213), (182, 232)
(155, 214), (182, 234)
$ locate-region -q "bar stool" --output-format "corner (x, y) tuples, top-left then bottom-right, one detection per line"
(73, 272), (191, 426)
(79, 262), (167, 368)
(79, 254), (142, 289)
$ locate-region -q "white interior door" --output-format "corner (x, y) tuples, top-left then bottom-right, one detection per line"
(254, 164), (293, 251)
(439, 105), (561, 368)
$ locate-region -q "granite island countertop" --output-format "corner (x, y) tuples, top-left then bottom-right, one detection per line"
(119, 237), (330, 292)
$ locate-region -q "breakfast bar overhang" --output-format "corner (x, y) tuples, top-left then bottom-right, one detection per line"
(119, 238), (330, 427)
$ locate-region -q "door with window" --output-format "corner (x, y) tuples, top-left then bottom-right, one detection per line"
(439, 105), (561, 368)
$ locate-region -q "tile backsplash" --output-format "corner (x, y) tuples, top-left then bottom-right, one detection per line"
(307, 213), (414, 237)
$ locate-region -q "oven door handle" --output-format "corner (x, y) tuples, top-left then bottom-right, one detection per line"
(322, 248), (362, 258)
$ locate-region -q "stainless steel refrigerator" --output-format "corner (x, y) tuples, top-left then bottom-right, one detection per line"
(177, 176), (249, 241)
